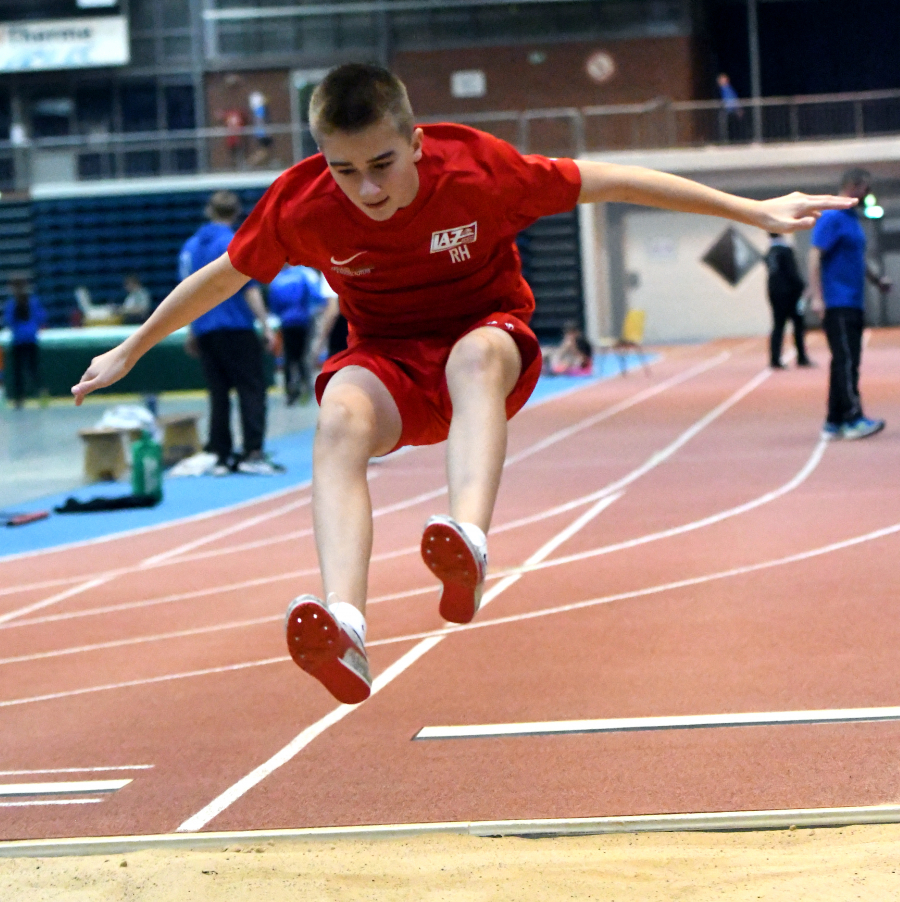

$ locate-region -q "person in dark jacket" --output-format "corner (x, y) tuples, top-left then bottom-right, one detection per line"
(765, 233), (811, 369)
(179, 190), (279, 474)
(3, 277), (46, 408)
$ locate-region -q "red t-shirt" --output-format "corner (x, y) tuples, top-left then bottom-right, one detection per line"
(228, 123), (582, 340)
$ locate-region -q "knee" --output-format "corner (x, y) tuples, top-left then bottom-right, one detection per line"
(447, 330), (510, 383)
(316, 387), (378, 457)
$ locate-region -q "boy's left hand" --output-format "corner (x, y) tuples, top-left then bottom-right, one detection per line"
(755, 192), (856, 233)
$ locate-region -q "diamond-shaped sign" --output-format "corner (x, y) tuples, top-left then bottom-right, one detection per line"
(702, 226), (762, 286)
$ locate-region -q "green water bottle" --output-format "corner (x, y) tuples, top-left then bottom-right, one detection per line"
(132, 430), (163, 503)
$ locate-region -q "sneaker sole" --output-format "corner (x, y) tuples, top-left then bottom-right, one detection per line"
(285, 598), (371, 704)
(421, 520), (483, 624)
(842, 422), (885, 441)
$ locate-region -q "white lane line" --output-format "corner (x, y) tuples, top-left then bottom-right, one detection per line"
(490, 436), (828, 581)
(175, 493), (623, 832)
(0, 799), (103, 808)
(0, 657), (289, 709)
(504, 351), (729, 466)
(137, 491), (318, 567)
(0, 766), (153, 776)
(150, 352), (732, 568)
(361, 520), (900, 650)
(0, 570), (320, 631)
(14, 426), (821, 630)
(5, 520), (898, 713)
(0, 577), (110, 627)
(0, 351), (732, 624)
(0, 479), (314, 566)
(0, 779), (131, 796)
(0, 615), (282, 666)
(0, 497), (619, 666)
(414, 706), (900, 740)
(176, 637), (443, 833)
(0, 361), (778, 670)
(0, 483), (320, 626)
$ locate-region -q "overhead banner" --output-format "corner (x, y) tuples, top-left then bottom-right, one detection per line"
(0, 16), (129, 72)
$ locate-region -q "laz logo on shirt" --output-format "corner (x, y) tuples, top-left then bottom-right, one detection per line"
(430, 221), (477, 262)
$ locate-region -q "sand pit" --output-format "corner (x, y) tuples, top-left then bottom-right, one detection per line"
(2, 823), (900, 900)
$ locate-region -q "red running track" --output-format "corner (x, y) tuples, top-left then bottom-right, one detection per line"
(1, 332), (899, 842)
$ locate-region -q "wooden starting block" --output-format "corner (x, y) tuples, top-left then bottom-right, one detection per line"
(78, 414), (201, 481)
(158, 414), (201, 467)
(78, 427), (141, 482)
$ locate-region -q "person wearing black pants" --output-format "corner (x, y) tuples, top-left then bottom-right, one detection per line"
(809, 168), (890, 441)
(822, 306), (864, 428)
(195, 328), (267, 463)
(179, 191), (279, 474)
(765, 233), (810, 369)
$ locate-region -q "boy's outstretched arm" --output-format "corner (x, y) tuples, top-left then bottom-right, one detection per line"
(574, 161), (856, 233)
(72, 253), (250, 405)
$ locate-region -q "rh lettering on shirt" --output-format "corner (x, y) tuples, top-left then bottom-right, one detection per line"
(430, 222), (478, 259)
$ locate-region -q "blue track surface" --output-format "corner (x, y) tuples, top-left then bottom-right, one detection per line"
(0, 353), (650, 559)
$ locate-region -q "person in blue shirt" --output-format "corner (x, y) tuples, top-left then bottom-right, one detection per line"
(267, 264), (326, 405)
(809, 168), (891, 441)
(3, 276), (46, 409)
(717, 73), (744, 143)
(179, 190), (279, 474)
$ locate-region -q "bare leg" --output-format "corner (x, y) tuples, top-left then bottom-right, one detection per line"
(444, 327), (522, 532)
(313, 366), (402, 614)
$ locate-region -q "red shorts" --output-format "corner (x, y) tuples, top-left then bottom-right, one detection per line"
(315, 312), (542, 451)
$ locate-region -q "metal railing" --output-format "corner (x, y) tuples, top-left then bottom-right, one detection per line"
(1, 88), (899, 190)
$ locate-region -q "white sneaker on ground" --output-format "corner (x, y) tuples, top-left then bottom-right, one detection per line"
(237, 453), (285, 475)
(284, 595), (371, 704)
(420, 515), (487, 624)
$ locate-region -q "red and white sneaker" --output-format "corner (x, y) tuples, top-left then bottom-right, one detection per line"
(284, 595), (371, 704)
(421, 515), (487, 624)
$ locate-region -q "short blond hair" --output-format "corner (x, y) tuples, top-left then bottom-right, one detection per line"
(309, 63), (414, 143)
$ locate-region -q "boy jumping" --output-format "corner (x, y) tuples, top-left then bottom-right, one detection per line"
(73, 64), (853, 706)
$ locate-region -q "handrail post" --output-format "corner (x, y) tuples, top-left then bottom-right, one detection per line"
(517, 113), (528, 154)
(571, 109), (585, 157)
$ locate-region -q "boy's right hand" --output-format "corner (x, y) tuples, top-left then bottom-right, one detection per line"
(72, 344), (135, 406)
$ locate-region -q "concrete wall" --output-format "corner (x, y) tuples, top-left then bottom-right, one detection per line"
(619, 208), (772, 344)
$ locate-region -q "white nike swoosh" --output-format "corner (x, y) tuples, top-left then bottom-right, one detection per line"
(330, 251), (367, 266)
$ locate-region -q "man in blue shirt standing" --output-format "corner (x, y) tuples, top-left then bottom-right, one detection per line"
(180, 191), (279, 474)
(809, 168), (890, 441)
(267, 265), (326, 405)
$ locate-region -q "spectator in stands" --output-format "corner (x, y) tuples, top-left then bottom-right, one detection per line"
(119, 273), (152, 325)
(248, 90), (274, 168)
(179, 190), (281, 474)
(765, 233), (811, 369)
(267, 264), (326, 405)
(546, 320), (593, 376)
(217, 74), (247, 169)
(809, 168), (891, 441)
(717, 73), (744, 143)
(3, 276), (46, 409)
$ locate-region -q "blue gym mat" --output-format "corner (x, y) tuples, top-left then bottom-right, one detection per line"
(0, 353), (651, 559)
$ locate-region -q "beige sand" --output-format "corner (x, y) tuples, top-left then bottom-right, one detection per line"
(2, 824), (900, 901)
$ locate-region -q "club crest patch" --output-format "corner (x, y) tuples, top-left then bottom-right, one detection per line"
(430, 222), (478, 253)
